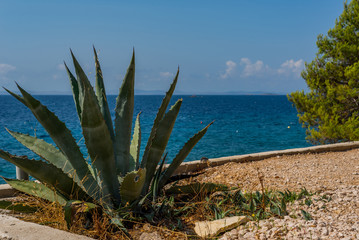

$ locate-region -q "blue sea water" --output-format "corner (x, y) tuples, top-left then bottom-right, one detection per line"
(0, 95), (311, 183)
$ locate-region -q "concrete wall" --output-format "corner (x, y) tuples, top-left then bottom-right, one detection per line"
(171, 141), (359, 175)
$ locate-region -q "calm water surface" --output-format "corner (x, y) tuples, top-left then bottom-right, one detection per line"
(0, 95), (310, 182)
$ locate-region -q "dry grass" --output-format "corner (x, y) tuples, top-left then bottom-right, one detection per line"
(5, 180), (315, 240)
(15, 194), (128, 239)
(8, 190), (228, 239)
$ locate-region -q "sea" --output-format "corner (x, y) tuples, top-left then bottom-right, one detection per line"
(0, 95), (311, 183)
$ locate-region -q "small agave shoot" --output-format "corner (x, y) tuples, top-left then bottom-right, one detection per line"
(0, 48), (212, 226)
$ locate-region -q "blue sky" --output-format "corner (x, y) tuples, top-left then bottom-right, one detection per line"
(0, 1), (344, 94)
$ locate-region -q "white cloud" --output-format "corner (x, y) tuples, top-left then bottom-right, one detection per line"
(159, 71), (173, 78)
(239, 58), (268, 77)
(221, 60), (237, 79)
(0, 64), (15, 74)
(278, 59), (304, 77)
(217, 58), (304, 81)
(57, 63), (66, 71)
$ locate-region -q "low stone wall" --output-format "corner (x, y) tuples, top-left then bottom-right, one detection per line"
(171, 141), (359, 175)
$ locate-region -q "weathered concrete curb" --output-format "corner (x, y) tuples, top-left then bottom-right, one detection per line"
(172, 141), (359, 175)
(0, 214), (93, 240)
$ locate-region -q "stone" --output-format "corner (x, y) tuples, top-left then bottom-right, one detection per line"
(242, 232), (255, 238)
(321, 227), (329, 236)
(139, 232), (163, 240)
(259, 233), (267, 240)
(194, 216), (248, 238)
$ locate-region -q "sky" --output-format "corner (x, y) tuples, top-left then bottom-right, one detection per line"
(0, 0), (345, 95)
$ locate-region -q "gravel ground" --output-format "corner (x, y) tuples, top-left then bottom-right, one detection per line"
(188, 149), (359, 192)
(219, 185), (359, 240)
(184, 149), (359, 239)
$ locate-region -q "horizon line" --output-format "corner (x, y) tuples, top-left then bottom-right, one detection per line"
(0, 90), (290, 96)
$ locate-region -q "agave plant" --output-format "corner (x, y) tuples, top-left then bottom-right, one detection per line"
(0, 48), (212, 221)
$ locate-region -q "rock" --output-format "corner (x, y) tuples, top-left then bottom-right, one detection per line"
(0, 231), (14, 240)
(242, 232), (255, 238)
(139, 232), (163, 240)
(321, 227), (329, 236)
(194, 216), (248, 238)
(259, 233), (267, 240)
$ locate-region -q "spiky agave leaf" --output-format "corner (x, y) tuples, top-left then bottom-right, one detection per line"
(0, 150), (87, 200)
(7, 86), (100, 201)
(69, 50), (88, 106)
(129, 113), (141, 171)
(119, 168), (146, 203)
(3, 177), (68, 206)
(64, 62), (82, 121)
(150, 153), (167, 201)
(6, 129), (78, 180)
(158, 121), (214, 189)
(141, 99), (182, 194)
(114, 50), (135, 176)
(81, 88), (120, 206)
(93, 46), (115, 141)
(140, 69), (179, 170)
(71, 51), (120, 206)
(3, 87), (26, 105)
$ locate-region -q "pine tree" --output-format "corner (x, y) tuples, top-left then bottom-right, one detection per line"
(289, 0), (359, 144)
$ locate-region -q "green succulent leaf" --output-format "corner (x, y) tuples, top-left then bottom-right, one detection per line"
(120, 168), (146, 204)
(6, 129), (78, 181)
(3, 87), (26, 105)
(141, 69), (179, 170)
(151, 153), (167, 201)
(2, 177), (68, 206)
(69, 50), (86, 101)
(0, 150), (87, 200)
(130, 112), (141, 171)
(142, 99), (182, 194)
(114, 51), (135, 176)
(93, 46), (115, 141)
(70, 50), (120, 205)
(85, 162), (101, 186)
(81, 78), (120, 206)
(64, 62), (82, 121)
(13, 84), (100, 201)
(159, 121), (213, 189)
